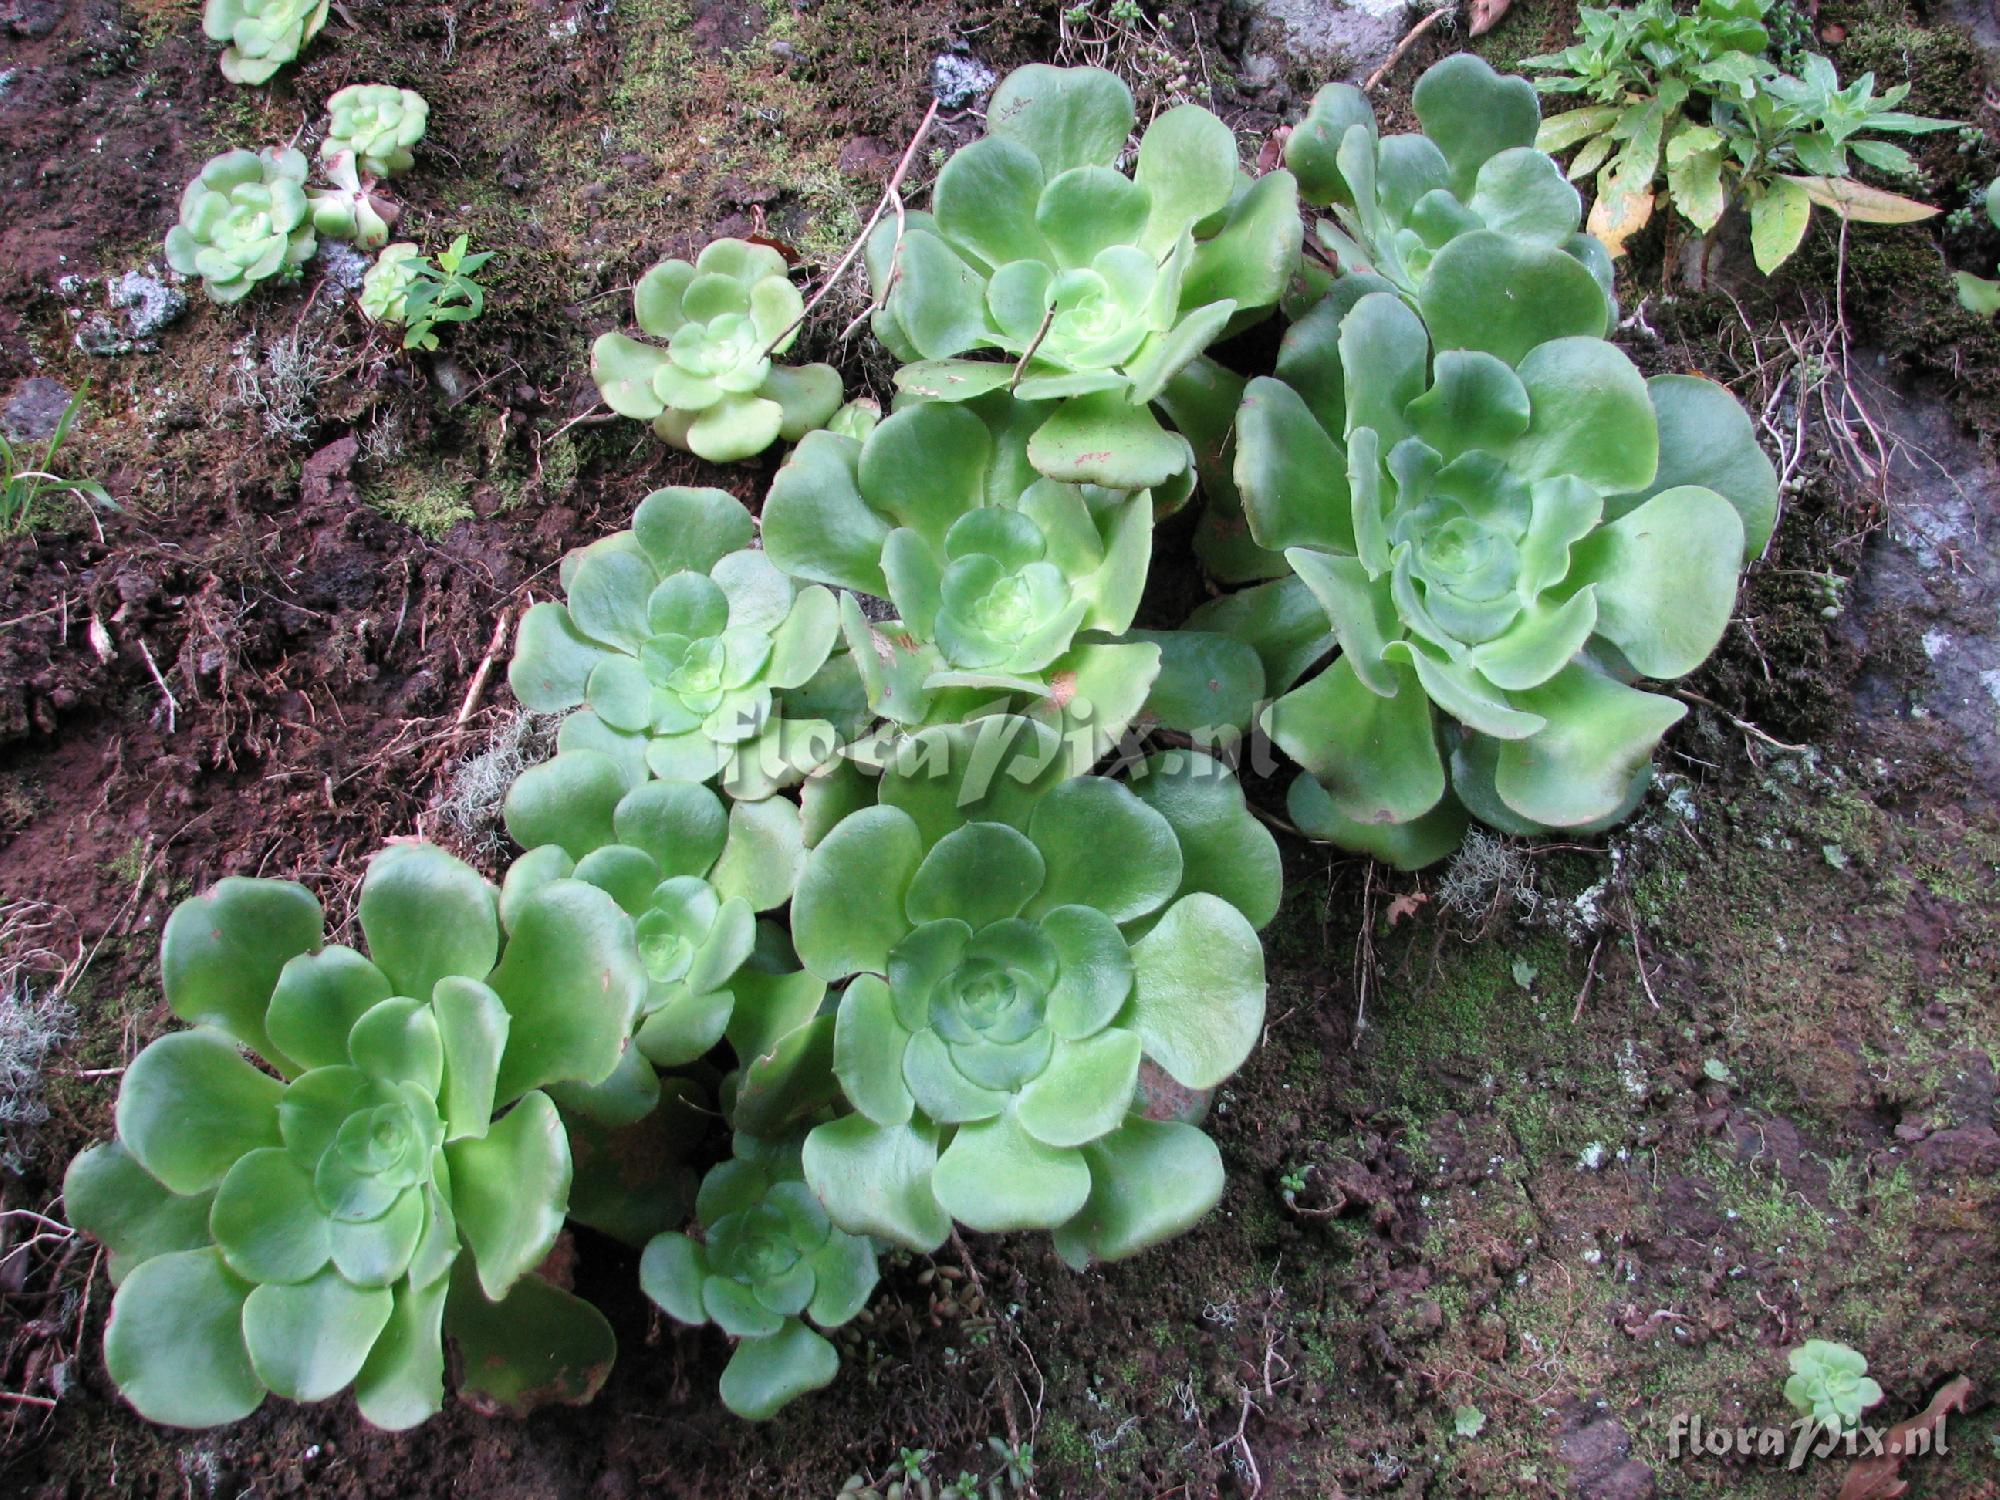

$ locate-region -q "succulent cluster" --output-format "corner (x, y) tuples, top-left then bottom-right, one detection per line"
(91, 48), (1780, 1436)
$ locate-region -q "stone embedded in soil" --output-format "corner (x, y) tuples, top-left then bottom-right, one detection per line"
(316, 240), (372, 294)
(1246, 0), (1416, 83)
(2, 376), (74, 442)
(930, 53), (997, 109)
(109, 270), (185, 341)
(71, 312), (128, 356)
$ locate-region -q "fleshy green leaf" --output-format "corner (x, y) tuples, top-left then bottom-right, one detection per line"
(1127, 894), (1265, 1090)
(488, 880), (647, 1102)
(445, 1260), (616, 1418)
(1494, 665), (1686, 827)
(801, 1115), (949, 1251)
(242, 1268), (394, 1402)
(118, 1030), (285, 1196)
(161, 878), (322, 1071)
(1051, 1119), (1223, 1267)
(1566, 485), (1744, 679)
(719, 1320), (840, 1421)
(64, 1142), (216, 1286)
(104, 1248), (263, 1428)
(932, 1109), (1091, 1231)
(445, 1091), (571, 1300)
(792, 806), (923, 981)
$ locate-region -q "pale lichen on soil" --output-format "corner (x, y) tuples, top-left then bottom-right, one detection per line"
(1, 0), (1998, 1495)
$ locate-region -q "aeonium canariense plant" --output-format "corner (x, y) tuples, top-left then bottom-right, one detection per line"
(64, 843), (647, 1429)
(1284, 54), (1616, 361)
(762, 394), (1168, 756)
(641, 1135), (878, 1420)
(1205, 280), (1775, 868)
(592, 239), (844, 463)
(508, 486), (863, 800)
(165, 148), (318, 305)
(870, 64), (1302, 490)
(202, 0), (328, 84)
(790, 716), (1281, 1265)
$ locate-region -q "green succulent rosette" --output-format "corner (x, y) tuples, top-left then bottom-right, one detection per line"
(63, 843), (648, 1430)
(323, 84), (430, 180)
(1284, 55), (1616, 360)
(500, 760), (806, 1070)
(641, 1136), (878, 1420)
(591, 239), (844, 463)
(164, 148), (317, 306)
(871, 64), (1301, 491)
(1783, 1340), (1884, 1433)
(507, 487), (862, 800)
(359, 242), (422, 322)
(202, 0), (329, 84)
(763, 395), (1167, 753)
(790, 716), (1279, 1264)
(1209, 282), (1776, 868)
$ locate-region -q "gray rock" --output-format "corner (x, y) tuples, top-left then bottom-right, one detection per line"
(2, 377), (76, 443)
(316, 240), (372, 294)
(73, 312), (129, 356)
(930, 53), (997, 110)
(110, 270), (186, 342)
(1246, 0), (1416, 84)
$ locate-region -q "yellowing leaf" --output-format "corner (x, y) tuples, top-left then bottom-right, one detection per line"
(1666, 147), (1727, 235)
(1588, 184), (1656, 259)
(1749, 178), (1813, 274)
(1782, 173), (1938, 225)
(1537, 105), (1621, 154)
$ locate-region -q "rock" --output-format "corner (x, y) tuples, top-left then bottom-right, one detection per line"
(315, 240), (371, 294)
(931, 53), (997, 110)
(2, 377), (75, 443)
(1238, 53), (1281, 91)
(3, 0), (63, 40)
(1556, 1411), (1656, 1500)
(72, 312), (128, 356)
(109, 270), (186, 342)
(1244, 0), (1415, 84)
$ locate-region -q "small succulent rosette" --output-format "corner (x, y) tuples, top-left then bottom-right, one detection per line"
(312, 155), (401, 252)
(508, 487), (864, 800)
(500, 762), (806, 1069)
(202, 0), (329, 85)
(164, 147), (317, 305)
(591, 239), (844, 463)
(641, 1136), (878, 1419)
(1783, 1340), (1884, 1433)
(764, 395), (1171, 757)
(359, 241), (423, 322)
(323, 84), (430, 180)
(791, 716), (1281, 1265)
(869, 64), (1301, 490)
(1199, 279), (1775, 868)
(63, 843), (648, 1430)
(1283, 55), (1616, 342)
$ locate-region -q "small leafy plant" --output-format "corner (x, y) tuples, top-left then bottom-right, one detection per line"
(641, 1136), (877, 1419)
(871, 63), (1300, 490)
(323, 85), (430, 180)
(395, 235), (494, 352)
(792, 717), (1279, 1263)
(1, 384), (117, 536)
(1528, 0), (1954, 268)
(63, 843), (646, 1429)
(592, 238), (844, 463)
(1783, 1339), (1884, 1433)
(202, 0), (329, 85)
(164, 147), (317, 305)
(507, 486), (856, 799)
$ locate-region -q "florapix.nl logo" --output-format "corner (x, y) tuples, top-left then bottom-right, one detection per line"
(1666, 1411), (1952, 1473)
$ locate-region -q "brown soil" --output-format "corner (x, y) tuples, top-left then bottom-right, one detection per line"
(2, 0), (1998, 1496)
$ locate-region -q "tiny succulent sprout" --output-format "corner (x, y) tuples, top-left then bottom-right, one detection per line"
(164, 148), (318, 305)
(791, 716), (1281, 1264)
(62, 842), (649, 1430)
(591, 239), (844, 463)
(1783, 1340), (1884, 1432)
(312, 153), (399, 252)
(872, 65), (1301, 491)
(641, 1136), (878, 1419)
(1208, 281), (1776, 869)
(359, 243), (422, 323)
(498, 761), (807, 1072)
(508, 486), (863, 799)
(1285, 55), (1616, 352)
(763, 395), (1164, 754)
(202, 0), (330, 85)
(323, 85), (430, 180)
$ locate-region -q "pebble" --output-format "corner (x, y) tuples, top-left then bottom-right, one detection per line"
(930, 53), (996, 110)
